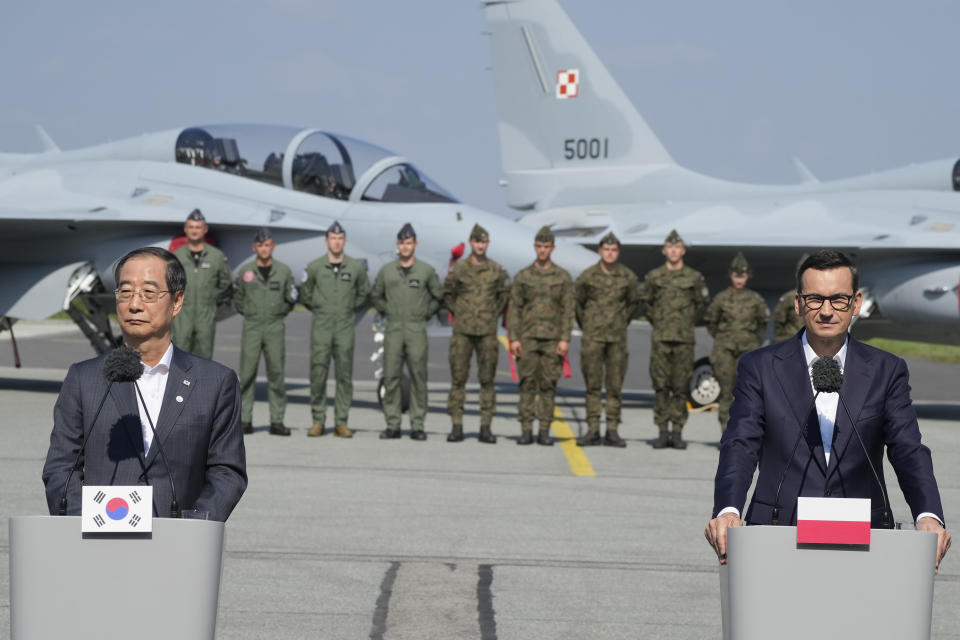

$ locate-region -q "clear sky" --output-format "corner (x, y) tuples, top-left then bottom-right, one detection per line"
(2, 0), (959, 217)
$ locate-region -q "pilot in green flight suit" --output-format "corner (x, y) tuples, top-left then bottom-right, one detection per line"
(172, 209), (233, 359)
(233, 227), (297, 436)
(370, 223), (443, 440)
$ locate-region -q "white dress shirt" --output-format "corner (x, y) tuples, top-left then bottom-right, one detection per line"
(135, 343), (173, 454)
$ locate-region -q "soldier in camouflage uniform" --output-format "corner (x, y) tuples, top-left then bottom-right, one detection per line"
(371, 223), (443, 440)
(172, 209), (233, 359)
(575, 231), (639, 448)
(507, 226), (575, 446)
(639, 229), (709, 449)
(233, 228), (297, 436)
(444, 224), (510, 443)
(773, 253), (810, 341)
(704, 252), (769, 431)
(300, 221), (370, 439)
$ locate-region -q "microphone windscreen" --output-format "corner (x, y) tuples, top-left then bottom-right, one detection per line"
(103, 345), (144, 382)
(811, 355), (843, 393)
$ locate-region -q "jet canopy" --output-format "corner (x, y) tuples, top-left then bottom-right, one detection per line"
(174, 124), (457, 204)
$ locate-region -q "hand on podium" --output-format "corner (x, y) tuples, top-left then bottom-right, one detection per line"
(916, 516), (951, 573)
(705, 511), (743, 565)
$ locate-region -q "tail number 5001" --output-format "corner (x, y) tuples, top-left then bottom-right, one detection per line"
(563, 138), (609, 160)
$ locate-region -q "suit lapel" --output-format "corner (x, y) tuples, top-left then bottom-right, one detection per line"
(144, 347), (195, 469)
(826, 337), (872, 477)
(772, 337), (828, 476)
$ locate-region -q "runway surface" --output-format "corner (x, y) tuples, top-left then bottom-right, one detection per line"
(2, 314), (958, 638)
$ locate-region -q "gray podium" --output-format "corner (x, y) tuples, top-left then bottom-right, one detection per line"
(720, 526), (938, 640)
(9, 515), (225, 640)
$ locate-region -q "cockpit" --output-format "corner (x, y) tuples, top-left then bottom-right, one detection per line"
(174, 124), (457, 204)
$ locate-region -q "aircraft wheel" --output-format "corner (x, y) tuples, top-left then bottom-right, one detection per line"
(376, 375), (411, 413)
(689, 357), (720, 408)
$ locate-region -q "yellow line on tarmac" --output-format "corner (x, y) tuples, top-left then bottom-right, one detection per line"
(497, 336), (596, 477)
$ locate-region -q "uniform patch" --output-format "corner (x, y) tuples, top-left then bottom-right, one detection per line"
(408, 279), (420, 288)
(243, 270), (255, 282)
(201, 262), (212, 269)
(269, 281), (281, 290)
(341, 272), (352, 281)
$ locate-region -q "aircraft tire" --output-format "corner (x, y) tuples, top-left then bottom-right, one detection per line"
(376, 375), (411, 413)
(688, 357), (720, 408)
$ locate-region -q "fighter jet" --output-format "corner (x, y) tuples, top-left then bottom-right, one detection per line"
(482, 0), (960, 345)
(0, 123), (597, 357)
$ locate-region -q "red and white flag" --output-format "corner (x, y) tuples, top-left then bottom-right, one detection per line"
(796, 497), (870, 545)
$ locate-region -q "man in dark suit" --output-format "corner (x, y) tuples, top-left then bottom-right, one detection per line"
(705, 250), (950, 570)
(42, 247), (247, 522)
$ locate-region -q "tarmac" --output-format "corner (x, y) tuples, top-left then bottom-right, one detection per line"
(2, 314), (958, 639)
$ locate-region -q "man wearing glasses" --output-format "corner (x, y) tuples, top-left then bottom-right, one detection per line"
(705, 250), (950, 571)
(42, 247), (247, 522)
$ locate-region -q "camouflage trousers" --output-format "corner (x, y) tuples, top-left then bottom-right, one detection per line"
(447, 332), (499, 425)
(710, 340), (753, 430)
(580, 338), (628, 430)
(649, 340), (693, 430)
(516, 338), (563, 429)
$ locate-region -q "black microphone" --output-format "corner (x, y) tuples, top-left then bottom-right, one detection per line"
(132, 382), (181, 518)
(771, 355), (839, 525)
(58, 345), (143, 515)
(829, 364), (893, 529)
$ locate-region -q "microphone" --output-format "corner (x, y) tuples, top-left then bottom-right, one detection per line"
(771, 355), (838, 525)
(58, 345), (143, 515)
(132, 382), (181, 518)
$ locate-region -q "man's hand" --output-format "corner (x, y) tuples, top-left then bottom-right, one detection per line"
(704, 512), (743, 565)
(510, 340), (522, 358)
(917, 516), (952, 573)
(556, 340), (569, 356)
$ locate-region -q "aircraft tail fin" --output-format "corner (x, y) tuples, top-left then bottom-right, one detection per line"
(483, 0), (673, 184)
(34, 125), (60, 153)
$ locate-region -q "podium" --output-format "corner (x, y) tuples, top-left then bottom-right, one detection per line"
(720, 526), (938, 640)
(9, 515), (225, 640)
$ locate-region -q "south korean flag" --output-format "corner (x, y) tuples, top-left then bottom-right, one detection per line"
(82, 486), (153, 533)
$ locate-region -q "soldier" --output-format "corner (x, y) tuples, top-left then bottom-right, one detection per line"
(371, 223), (443, 440)
(507, 226), (575, 446)
(639, 229), (709, 449)
(773, 253), (810, 341)
(300, 221), (371, 438)
(574, 231), (640, 448)
(704, 252), (769, 431)
(233, 228), (297, 436)
(172, 209), (233, 358)
(444, 224), (510, 443)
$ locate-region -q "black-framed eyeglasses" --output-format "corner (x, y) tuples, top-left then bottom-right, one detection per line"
(797, 293), (854, 312)
(114, 289), (171, 303)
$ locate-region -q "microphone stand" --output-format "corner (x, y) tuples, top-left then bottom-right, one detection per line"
(134, 382), (181, 518)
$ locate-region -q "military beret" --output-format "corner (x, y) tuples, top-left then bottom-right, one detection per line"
(535, 225), (555, 243)
(327, 220), (345, 236)
(664, 229), (683, 245)
(397, 222), (416, 240)
(186, 208), (206, 222)
(599, 231), (620, 246)
(729, 251), (750, 274)
(253, 227), (272, 243)
(470, 224), (489, 241)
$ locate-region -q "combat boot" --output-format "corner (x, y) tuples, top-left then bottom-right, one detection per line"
(380, 428), (402, 439)
(652, 427), (671, 449)
(604, 428), (627, 448)
(241, 421), (254, 435)
(447, 424), (464, 442)
(410, 429), (427, 441)
(334, 424), (353, 438)
(478, 424), (497, 444)
(517, 426), (534, 445)
(537, 428), (554, 446)
(307, 423), (325, 437)
(576, 429), (602, 447)
(269, 422), (291, 436)
(671, 428), (687, 450)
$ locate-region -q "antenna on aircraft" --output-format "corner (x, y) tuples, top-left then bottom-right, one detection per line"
(34, 125), (60, 153)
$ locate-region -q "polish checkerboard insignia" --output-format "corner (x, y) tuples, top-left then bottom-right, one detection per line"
(556, 69), (579, 99)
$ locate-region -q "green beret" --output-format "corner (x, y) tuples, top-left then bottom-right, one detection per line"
(729, 251), (750, 274)
(535, 225), (555, 243)
(470, 224), (489, 241)
(599, 231), (620, 246)
(664, 229), (683, 245)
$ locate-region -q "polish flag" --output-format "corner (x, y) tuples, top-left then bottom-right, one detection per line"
(797, 497), (871, 545)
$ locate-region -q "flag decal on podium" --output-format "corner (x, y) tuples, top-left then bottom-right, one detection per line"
(82, 486), (153, 533)
(797, 497), (871, 545)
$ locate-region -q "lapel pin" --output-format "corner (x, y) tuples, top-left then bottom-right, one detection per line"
(176, 395), (184, 403)
(183, 379), (191, 386)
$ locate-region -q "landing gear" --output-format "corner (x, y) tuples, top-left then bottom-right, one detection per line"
(689, 356), (720, 408)
(63, 263), (121, 354)
(371, 314), (410, 413)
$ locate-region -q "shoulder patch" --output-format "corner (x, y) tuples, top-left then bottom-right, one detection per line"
(243, 270), (255, 283)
